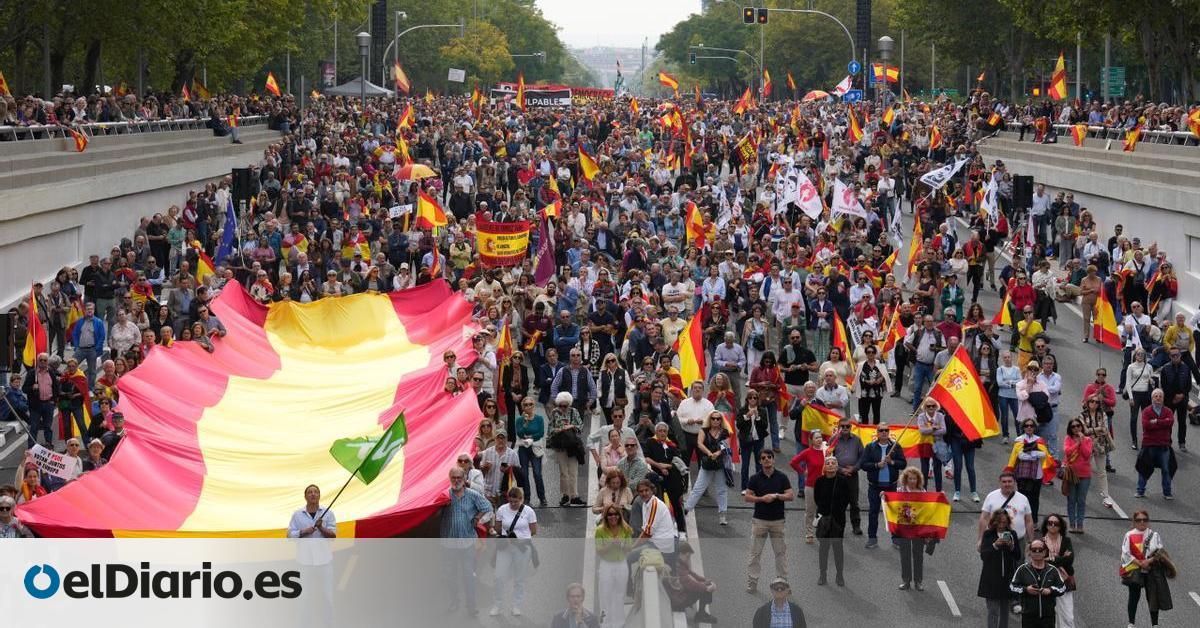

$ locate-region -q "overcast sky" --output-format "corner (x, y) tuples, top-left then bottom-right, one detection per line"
(536, 0), (699, 49)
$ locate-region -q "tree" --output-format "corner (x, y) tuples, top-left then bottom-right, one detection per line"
(439, 20), (514, 88)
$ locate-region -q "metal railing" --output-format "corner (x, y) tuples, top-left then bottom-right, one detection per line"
(0, 115), (267, 142)
(995, 122), (1199, 147)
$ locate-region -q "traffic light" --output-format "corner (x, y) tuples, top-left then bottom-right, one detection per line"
(757, 8), (769, 24)
(743, 7), (755, 23)
(689, 52), (696, 64)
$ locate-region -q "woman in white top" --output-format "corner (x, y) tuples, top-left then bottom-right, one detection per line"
(1121, 509), (1170, 628)
(1123, 348), (1154, 449)
(996, 351), (1022, 444)
(915, 398), (948, 493)
(491, 486), (538, 617)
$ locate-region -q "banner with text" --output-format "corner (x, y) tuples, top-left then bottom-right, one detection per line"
(29, 444), (81, 481)
(475, 219), (532, 267)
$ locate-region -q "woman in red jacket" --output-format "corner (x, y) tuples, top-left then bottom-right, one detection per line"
(1062, 418), (1094, 533)
(790, 430), (828, 545)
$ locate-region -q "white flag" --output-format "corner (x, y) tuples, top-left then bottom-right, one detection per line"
(918, 156), (970, 191)
(793, 169), (825, 219)
(889, 200), (904, 247)
(833, 75), (853, 96)
(832, 179), (866, 219)
(980, 174), (1000, 222)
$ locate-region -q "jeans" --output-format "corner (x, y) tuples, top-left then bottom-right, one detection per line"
(1135, 445), (1172, 496)
(1129, 391), (1151, 443)
(517, 447), (545, 503)
(986, 597), (1011, 628)
(739, 437), (763, 489)
(997, 396), (1019, 437)
(442, 546), (477, 612)
(898, 538), (927, 584)
(74, 345), (99, 389)
(1037, 409), (1060, 460)
(950, 438), (977, 493)
(867, 483), (896, 540)
(919, 455), (944, 492)
(1065, 476), (1090, 528)
(763, 402), (779, 449)
(26, 400), (55, 447)
(684, 468), (728, 513)
(746, 518), (788, 584)
(911, 362), (935, 411)
(858, 396), (882, 424)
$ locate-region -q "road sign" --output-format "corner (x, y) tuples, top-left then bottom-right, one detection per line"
(446, 68), (466, 83)
(842, 89), (863, 103)
(848, 60), (861, 75)
(1102, 66), (1126, 97)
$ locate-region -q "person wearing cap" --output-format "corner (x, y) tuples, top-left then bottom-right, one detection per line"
(856, 424), (907, 548)
(100, 412), (126, 460)
(0, 495), (33, 538)
(752, 577), (806, 628)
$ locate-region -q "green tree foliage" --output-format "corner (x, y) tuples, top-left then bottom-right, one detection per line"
(439, 20), (514, 88)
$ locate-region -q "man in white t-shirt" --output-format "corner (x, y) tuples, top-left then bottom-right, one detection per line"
(676, 381), (716, 466)
(976, 472), (1035, 551)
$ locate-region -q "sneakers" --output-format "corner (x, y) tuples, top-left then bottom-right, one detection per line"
(972, 492), (981, 503)
(511, 607), (522, 617)
(1135, 492), (1146, 498)
(898, 582), (911, 590)
(952, 491), (960, 502)
(865, 539), (879, 549)
(693, 610), (718, 624)
(719, 513), (728, 526)
(560, 495), (570, 507)
(1165, 494), (1175, 500)
(488, 606), (501, 617)
(569, 497), (587, 507)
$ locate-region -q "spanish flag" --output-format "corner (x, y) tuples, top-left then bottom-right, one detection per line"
(192, 78), (211, 100)
(392, 61), (411, 94)
(831, 311), (856, 386)
(424, 89), (434, 103)
(672, 306), (707, 391)
(470, 86), (482, 118)
(1093, 286), (1122, 349)
(848, 422), (933, 459)
(847, 107), (864, 143)
(1187, 108), (1200, 140)
(68, 128), (88, 153)
(882, 491), (951, 539)
(882, 105), (896, 128)
(397, 103), (414, 130)
(991, 292), (1013, 326)
(905, 218), (923, 278)
(786, 71), (797, 93)
(879, 306), (906, 354)
(522, 329), (543, 351)
(543, 176), (562, 219)
(799, 403), (843, 443)
(22, 285), (48, 367)
(684, 201), (706, 249)
(657, 71), (679, 95)
(630, 96), (639, 116)
(415, 189), (448, 229)
(885, 65), (900, 84)
(60, 370), (92, 440)
(192, 241), (216, 284)
(871, 63), (886, 84)
(1047, 52), (1067, 100)
(264, 71), (282, 97)
(929, 344), (1000, 440)
(733, 86), (753, 115)
(987, 111), (1002, 127)
(577, 145), (600, 186)
(1071, 123), (1087, 147)
(181, 83), (191, 102)
(761, 68), (773, 98)
(1123, 125), (1141, 152)
(0, 69), (10, 96)
(1003, 437), (1058, 483)
(929, 125), (943, 152)
(516, 72), (526, 111)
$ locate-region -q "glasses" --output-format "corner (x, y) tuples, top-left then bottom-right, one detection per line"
(1046, 521), (1061, 527)
(624, 444), (638, 449)
(1134, 517), (1149, 523)
(1024, 424), (1037, 429)
(0, 506), (10, 512)
(1029, 547), (1048, 554)
(457, 458), (471, 464)
(759, 455), (773, 461)
(472, 376), (484, 382)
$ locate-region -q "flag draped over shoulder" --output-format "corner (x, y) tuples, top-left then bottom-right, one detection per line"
(23, 285), (48, 367)
(1003, 437), (1058, 483)
(882, 491), (951, 539)
(929, 345), (1000, 440)
(672, 306), (707, 390)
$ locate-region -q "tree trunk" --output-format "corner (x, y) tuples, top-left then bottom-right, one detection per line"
(81, 39), (101, 96)
(172, 49), (195, 92)
(12, 39), (26, 96)
(50, 50), (65, 96)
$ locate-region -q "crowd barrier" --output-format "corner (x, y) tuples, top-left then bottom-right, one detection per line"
(995, 121), (1199, 147)
(0, 115), (267, 142)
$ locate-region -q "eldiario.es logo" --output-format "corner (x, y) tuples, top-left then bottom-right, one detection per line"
(24, 562), (301, 600)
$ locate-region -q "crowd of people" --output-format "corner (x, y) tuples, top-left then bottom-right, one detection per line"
(2, 85), (1194, 626)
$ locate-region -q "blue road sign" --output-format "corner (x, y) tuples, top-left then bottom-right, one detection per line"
(848, 60), (861, 75)
(842, 89), (863, 103)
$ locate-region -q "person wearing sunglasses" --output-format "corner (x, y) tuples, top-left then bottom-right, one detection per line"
(1121, 510), (1173, 628)
(0, 495), (33, 538)
(1008, 538), (1067, 627)
(594, 503), (632, 628)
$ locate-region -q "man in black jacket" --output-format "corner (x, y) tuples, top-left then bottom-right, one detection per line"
(752, 578), (807, 628)
(1158, 348), (1192, 451)
(1009, 538), (1067, 627)
(855, 425), (907, 548)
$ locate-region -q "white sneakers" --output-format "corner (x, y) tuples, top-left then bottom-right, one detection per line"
(489, 606), (501, 617)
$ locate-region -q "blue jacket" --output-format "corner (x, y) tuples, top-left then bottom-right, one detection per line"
(855, 439), (908, 486)
(70, 315), (106, 351)
(1, 387), (28, 421)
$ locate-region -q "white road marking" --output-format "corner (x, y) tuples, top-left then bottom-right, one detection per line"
(0, 426), (26, 464)
(1189, 591), (1200, 608)
(937, 580), (962, 617)
(337, 553), (358, 591)
(581, 406), (602, 612)
(1110, 499), (1128, 520)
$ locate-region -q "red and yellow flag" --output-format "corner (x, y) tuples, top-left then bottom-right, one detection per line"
(847, 422), (933, 459)
(191, 241), (216, 284)
(1071, 123), (1087, 147)
(1187, 108), (1200, 140)
(543, 176), (562, 219)
(67, 128), (88, 153)
(672, 307), (707, 391)
(470, 86), (482, 118)
(0, 69), (10, 96)
(265, 71), (281, 97)
(786, 71), (796, 92)
(685, 201), (706, 249)
(929, 125), (943, 151)
(882, 106), (896, 128)
(871, 63), (886, 84)
(630, 96), (639, 116)
(424, 89), (433, 103)
(929, 345), (1000, 440)
(1047, 52), (1067, 100)
(416, 189), (449, 229)
(832, 311), (856, 386)
(1093, 286), (1122, 348)
(1004, 437), (1058, 482)
(879, 306), (906, 354)
(761, 68), (773, 98)
(397, 103), (414, 130)
(885, 66), (900, 84)
(847, 107), (864, 143)
(516, 72), (526, 111)
(22, 285), (48, 367)
(657, 71), (679, 95)
(392, 61), (411, 94)
(1123, 125), (1141, 152)
(905, 218), (924, 278)
(991, 292), (1013, 326)
(181, 83), (191, 102)
(987, 111), (1002, 127)
(192, 78), (211, 100)
(577, 145), (601, 186)
(882, 491), (951, 539)
(733, 86), (754, 115)
(799, 403), (843, 444)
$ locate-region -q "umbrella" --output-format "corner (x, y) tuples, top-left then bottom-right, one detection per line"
(394, 163), (438, 180)
(801, 90), (830, 102)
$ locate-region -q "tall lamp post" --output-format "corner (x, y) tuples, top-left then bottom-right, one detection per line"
(877, 35), (894, 101)
(357, 31), (371, 108)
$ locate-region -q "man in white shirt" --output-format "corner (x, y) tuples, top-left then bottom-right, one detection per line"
(1030, 183), (1051, 247)
(976, 472), (1034, 550)
(630, 478), (678, 554)
(814, 369), (849, 409)
(676, 381), (716, 466)
(661, 271), (692, 316)
(767, 276), (804, 324)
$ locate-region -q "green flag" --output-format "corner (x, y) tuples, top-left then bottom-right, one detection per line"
(329, 413), (409, 485)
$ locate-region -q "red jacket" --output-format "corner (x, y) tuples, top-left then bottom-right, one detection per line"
(789, 447), (826, 488)
(1063, 435), (1093, 478)
(1007, 281), (1036, 312)
(1140, 405), (1175, 448)
(1083, 382), (1117, 412)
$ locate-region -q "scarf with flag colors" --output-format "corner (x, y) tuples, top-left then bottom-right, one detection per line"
(1003, 437), (1058, 484)
(1092, 287), (1122, 348)
(1047, 53), (1067, 100)
(23, 285), (48, 367)
(264, 71), (281, 97)
(882, 491), (951, 539)
(831, 311), (856, 386)
(416, 189), (448, 229)
(929, 344), (1000, 440)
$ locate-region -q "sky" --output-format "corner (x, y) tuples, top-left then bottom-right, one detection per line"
(536, 0), (699, 49)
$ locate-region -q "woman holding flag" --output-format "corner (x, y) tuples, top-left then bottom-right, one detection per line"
(894, 466), (933, 591)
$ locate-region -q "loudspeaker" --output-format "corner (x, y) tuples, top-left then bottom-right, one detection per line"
(0, 312), (14, 372)
(1012, 175), (1034, 209)
(231, 167), (254, 204)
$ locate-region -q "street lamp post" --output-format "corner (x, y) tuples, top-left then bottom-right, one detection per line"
(877, 35), (894, 101)
(690, 44), (759, 91)
(357, 31), (371, 108)
(380, 22), (464, 86)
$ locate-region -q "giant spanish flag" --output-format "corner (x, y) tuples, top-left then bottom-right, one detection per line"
(929, 344), (1000, 440)
(672, 306), (707, 391)
(1047, 52), (1067, 100)
(831, 311), (856, 386)
(577, 145), (601, 186)
(1093, 286), (1122, 348)
(22, 285), (48, 367)
(416, 189), (448, 229)
(16, 282), (482, 537)
(882, 491), (951, 539)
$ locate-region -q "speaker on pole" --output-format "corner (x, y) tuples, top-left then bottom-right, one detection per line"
(231, 167), (254, 205)
(1012, 175), (1034, 209)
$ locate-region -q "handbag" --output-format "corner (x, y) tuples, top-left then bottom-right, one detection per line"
(752, 334), (766, 351)
(932, 440), (951, 464)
